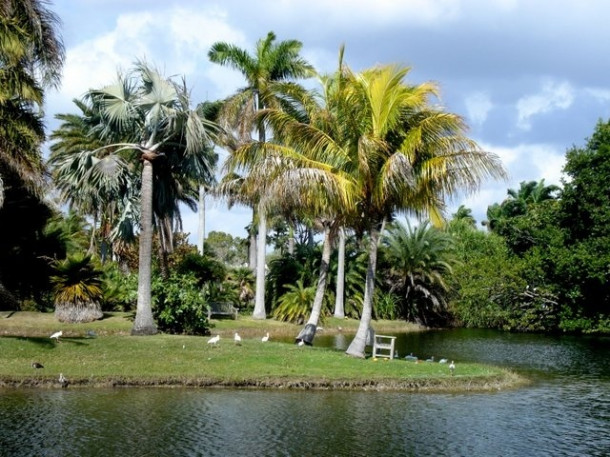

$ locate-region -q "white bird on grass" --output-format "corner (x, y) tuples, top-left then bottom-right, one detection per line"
(261, 332), (270, 342)
(439, 358), (448, 364)
(297, 340), (305, 347)
(207, 335), (220, 346)
(50, 330), (62, 342)
(234, 332), (242, 345)
(449, 361), (456, 376)
(59, 373), (68, 388)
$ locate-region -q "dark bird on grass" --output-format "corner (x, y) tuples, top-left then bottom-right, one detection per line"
(31, 362), (44, 369)
(59, 373), (69, 388)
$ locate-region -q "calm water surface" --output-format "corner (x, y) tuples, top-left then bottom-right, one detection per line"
(1, 329), (609, 457)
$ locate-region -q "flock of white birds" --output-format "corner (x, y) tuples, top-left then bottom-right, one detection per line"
(206, 332), (271, 346)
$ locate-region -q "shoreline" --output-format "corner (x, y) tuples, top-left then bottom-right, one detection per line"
(0, 371), (528, 392)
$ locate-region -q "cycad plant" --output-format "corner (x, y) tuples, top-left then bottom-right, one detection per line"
(51, 254), (104, 323)
(272, 279), (317, 324)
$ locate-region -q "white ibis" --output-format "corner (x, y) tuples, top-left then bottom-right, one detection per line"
(449, 361), (456, 376)
(439, 358), (448, 364)
(50, 330), (62, 341)
(297, 340), (305, 347)
(425, 356), (435, 363)
(207, 335), (220, 345)
(234, 332), (242, 345)
(261, 332), (269, 342)
(59, 373), (69, 388)
(31, 362), (44, 369)
(404, 353), (418, 362)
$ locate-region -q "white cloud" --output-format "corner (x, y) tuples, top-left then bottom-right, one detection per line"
(516, 80), (574, 130)
(585, 87), (610, 102)
(464, 91), (493, 125)
(268, 0), (462, 26)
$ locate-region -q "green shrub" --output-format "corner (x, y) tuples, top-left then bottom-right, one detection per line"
(151, 272), (210, 335)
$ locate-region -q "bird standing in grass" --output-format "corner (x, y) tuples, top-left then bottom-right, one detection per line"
(50, 330), (62, 342)
(31, 362), (44, 369)
(207, 335), (220, 346)
(59, 373), (69, 388)
(449, 361), (456, 376)
(234, 332), (242, 345)
(261, 332), (269, 342)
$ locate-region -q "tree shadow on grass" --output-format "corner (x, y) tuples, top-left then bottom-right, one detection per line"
(1, 335), (88, 348)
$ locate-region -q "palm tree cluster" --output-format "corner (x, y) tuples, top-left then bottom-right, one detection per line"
(217, 45), (505, 356)
(3, 7), (505, 344)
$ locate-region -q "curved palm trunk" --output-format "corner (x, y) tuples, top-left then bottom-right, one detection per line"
(252, 201), (267, 319)
(132, 158), (158, 335)
(346, 223), (381, 358)
(333, 226), (346, 318)
(296, 223), (333, 344)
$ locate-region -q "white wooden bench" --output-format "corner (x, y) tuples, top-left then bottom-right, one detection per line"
(207, 302), (238, 320)
(372, 334), (396, 359)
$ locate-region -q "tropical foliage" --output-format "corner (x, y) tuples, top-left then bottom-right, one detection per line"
(51, 254), (104, 323)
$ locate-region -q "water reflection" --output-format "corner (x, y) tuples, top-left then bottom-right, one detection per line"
(1, 330), (609, 457)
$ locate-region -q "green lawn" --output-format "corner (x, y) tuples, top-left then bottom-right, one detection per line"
(0, 312), (526, 391)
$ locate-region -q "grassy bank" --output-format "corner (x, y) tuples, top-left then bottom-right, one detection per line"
(0, 312), (526, 392)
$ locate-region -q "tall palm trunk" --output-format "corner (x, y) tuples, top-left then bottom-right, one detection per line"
(197, 185), (205, 255)
(333, 226), (346, 318)
(252, 201), (267, 319)
(249, 206), (257, 272)
(132, 158), (158, 335)
(288, 219), (296, 255)
(296, 223), (333, 344)
(346, 223), (381, 358)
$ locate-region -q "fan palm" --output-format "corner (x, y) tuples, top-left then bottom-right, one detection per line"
(84, 61), (217, 335)
(209, 31), (315, 319)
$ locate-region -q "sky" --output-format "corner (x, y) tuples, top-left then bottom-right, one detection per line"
(45, 0), (610, 242)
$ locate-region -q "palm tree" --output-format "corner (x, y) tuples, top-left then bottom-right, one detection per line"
(85, 62), (216, 335)
(51, 254), (104, 323)
(452, 205), (476, 227)
(49, 98), (133, 259)
(209, 31), (315, 319)
(336, 64), (506, 357)
(383, 220), (456, 325)
(0, 0), (64, 206)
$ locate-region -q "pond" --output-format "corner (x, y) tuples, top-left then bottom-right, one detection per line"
(1, 329), (609, 456)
